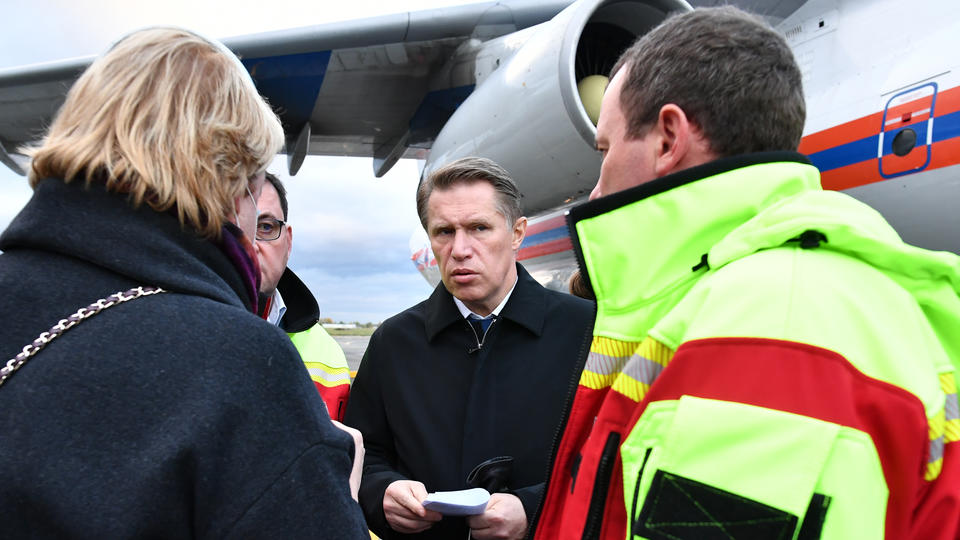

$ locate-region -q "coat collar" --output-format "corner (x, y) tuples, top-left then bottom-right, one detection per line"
(568, 152), (818, 340)
(0, 178), (254, 311)
(424, 263), (546, 342)
(274, 267), (320, 333)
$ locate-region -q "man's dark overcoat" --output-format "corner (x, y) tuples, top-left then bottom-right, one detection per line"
(345, 264), (594, 539)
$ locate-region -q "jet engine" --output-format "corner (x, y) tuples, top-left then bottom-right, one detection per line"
(423, 0), (692, 215)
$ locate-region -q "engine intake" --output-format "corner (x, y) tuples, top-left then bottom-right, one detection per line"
(424, 0), (690, 215)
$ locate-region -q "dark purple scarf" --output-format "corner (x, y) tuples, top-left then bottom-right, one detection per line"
(218, 222), (260, 314)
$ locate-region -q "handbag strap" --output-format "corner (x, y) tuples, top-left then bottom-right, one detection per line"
(0, 286), (166, 388)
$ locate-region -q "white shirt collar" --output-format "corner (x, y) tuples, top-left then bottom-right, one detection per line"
(453, 276), (518, 320)
(266, 288), (287, 326)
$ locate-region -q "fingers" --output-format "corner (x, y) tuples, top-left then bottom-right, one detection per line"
(330, 420), (363, 455)
(383, 480), (442, 534)
(330, 420), (364, 501)
(467, 493), (527, 540)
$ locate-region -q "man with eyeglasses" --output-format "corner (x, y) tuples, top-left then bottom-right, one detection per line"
(255, 172), (351, 422)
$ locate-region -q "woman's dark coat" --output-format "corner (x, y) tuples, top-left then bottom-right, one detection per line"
(0, 179), (368, 538)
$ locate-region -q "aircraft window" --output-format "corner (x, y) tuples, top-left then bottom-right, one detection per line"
(892, 128), (917, 157)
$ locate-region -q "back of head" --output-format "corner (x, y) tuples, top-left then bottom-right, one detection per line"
(613, 6), (805, 156)
(26, 27), (284, 238)
(416, 157), (523, 229)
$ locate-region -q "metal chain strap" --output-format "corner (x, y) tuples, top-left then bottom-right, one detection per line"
(0, 286), (167, 388)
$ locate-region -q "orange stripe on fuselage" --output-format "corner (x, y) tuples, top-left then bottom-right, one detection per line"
(819, 159), (882, 191)
(800, 112), (884, 155)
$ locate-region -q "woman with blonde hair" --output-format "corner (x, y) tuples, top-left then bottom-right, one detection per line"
(0, 28), (367, 537)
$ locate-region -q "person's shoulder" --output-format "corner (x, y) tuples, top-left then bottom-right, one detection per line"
(150, 291), (297, 359)
(540, 284), (594, 314)
(374, 297), (430, 335)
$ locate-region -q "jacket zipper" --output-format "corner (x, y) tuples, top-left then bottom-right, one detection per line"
(581, 431), (622, 540)
(467, 317), (497, 353)
(525, 213), (597, 539)
(629, 448), (653, 534)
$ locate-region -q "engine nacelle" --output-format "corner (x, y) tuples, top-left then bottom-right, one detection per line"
(424, 0), (692, 215)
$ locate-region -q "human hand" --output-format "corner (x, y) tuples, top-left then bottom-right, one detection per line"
(466, 493), (527, 539)
(383, 480), (443, 533)
(330, 420), (363, 502)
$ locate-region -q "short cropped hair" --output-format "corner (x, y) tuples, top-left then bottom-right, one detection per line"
(612, 6), (805, 156)
(264, 172), (288, 221)
(416, 157), (523, 230)
(25, 27), (284, 238)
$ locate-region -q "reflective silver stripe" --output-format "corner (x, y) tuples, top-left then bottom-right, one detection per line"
(929, 435), (945, 464)
(622, 354), (665, 386)
(585, 351), (630, 376)
(946, 392), (959, 421)
(307, 368), (351, 383)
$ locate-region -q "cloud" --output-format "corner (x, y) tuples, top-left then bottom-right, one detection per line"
(0, 180), (33, 231)
(273, 155), (428, 276)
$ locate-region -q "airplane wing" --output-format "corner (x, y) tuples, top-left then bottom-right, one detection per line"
(0, 0), (803, 215)
(0, 1), (573, 178)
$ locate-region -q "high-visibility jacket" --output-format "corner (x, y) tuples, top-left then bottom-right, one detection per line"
(289, 324), (351, 422)
(268, 268), (351, 421)
(533, 152), (960, 539)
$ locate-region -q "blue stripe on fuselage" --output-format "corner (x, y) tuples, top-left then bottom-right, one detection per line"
(933, 110), (960, 144)
(808, 110), (960, 172)
(522, 227), (568, 248)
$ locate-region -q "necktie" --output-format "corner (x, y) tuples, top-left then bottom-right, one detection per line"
(468, 314), (495, 339)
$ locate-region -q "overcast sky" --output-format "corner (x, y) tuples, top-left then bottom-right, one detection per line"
(0, 0), (485, 323)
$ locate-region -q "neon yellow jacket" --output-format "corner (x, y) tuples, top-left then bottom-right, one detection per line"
(268, 268), (352, 422)
(289, 324), (351, 422)
(535, 153), (960, 539)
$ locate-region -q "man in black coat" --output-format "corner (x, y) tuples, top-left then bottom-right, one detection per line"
(345, 157), (593, 540)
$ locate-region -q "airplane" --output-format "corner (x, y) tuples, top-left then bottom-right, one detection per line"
(0, 0), (957, 293)
(414, 0), (960, 291)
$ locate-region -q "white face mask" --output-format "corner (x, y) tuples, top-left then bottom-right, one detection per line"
(247, 184), (261, 219)
(233, 184), (260, 232)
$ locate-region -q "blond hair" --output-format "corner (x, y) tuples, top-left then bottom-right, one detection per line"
(25, 27), (284, 238)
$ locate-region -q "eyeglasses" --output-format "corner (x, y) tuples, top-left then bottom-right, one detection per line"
(256, 217), (286, 241)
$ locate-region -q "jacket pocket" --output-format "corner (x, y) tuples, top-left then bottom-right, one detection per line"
(621, 396), (887, 540)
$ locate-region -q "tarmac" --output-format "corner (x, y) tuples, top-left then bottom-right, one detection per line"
(331, 335), (370, 376)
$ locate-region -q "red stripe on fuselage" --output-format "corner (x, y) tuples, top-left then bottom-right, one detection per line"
(526, 215), (567, 236)
(518, 237), (573, 260)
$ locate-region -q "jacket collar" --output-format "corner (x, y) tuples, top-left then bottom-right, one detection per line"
(424, 263), (546, 342)
(568, 152), (818, 340)
(274, 267), (320, 333)
(0, 178), (254, 311)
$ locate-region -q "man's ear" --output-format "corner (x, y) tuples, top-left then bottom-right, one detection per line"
(512, 216), (527, 250)
(285, 224), (294, 258)
(653, 103), (694, 177)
